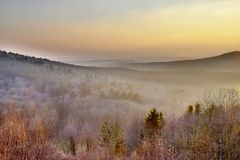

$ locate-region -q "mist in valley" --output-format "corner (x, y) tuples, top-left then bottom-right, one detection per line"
(1, 0), (240, 158)
(1, 51), (240, 159)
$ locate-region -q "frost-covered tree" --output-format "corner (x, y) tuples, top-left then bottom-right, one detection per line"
(100, 118), (125, 158)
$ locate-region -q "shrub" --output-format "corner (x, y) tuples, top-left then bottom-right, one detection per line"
(100, 118), (126, 159)
(0, 111), (61, 160)
(130, 138), (178, 160)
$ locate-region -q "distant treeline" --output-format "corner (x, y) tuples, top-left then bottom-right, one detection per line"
(0, 50), (53, 64)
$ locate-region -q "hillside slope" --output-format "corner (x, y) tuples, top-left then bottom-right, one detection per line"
(128, 51), (240, 72)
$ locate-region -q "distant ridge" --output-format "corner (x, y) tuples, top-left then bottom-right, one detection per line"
(0, 50), (128, 71)
(0, 50), (80, 68)
(0, 50), (60, 65)
(215, 51), (240, 59)
(128, 51), (240, 72)
(1, 50), (240, 72)
(147, 51), (240, 64)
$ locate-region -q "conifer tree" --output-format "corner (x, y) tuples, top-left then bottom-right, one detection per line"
(187, 105), (194, 114)
(144, 108), (165, 139)
(195, 102), (201, 115)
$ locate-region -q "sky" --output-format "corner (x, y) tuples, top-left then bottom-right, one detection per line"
(0, 0), (240, 60)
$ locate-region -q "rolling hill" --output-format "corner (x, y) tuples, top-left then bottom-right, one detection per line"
(127, 51), (240, 72)
(1, 50), (240, 73)
(0, 50), (75, 67)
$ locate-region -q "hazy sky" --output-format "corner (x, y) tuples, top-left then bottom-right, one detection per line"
(0, 0), (240, 60)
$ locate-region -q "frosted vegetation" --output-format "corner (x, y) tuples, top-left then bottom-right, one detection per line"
(0, 51), (240, 159)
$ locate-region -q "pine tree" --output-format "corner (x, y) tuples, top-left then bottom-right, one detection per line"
(195, 102), (201, 115)
(144, 108), (165, 139)
(187, 105), (194, 114)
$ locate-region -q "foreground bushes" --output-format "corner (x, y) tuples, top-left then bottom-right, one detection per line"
(167, 104), (240, 160)
(130, 138), (177, 160)
(0, 111), (61, 160)
(0, 88), (240, 159)
(165, 89), (240, 160)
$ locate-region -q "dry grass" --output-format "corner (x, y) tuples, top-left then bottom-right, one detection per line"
(0, 111), (61, 160)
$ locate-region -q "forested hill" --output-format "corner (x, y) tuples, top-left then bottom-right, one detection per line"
(0, 50), (73, 67)
(128, 51), (240, 72)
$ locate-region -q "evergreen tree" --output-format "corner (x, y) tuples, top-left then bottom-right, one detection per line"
(187, 105), (194, 114)
(144, 108), (165, 139)
(195, 102), (201, 115)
